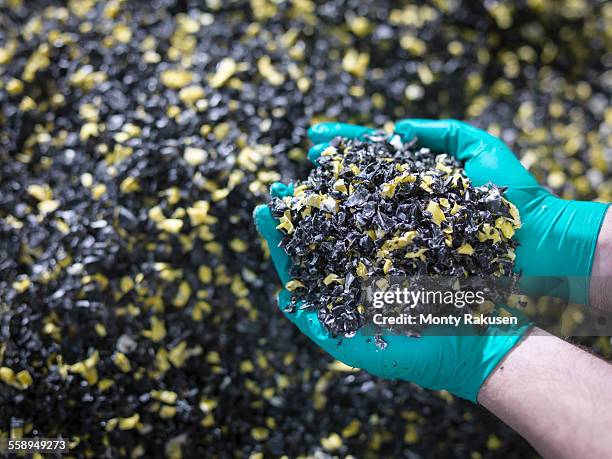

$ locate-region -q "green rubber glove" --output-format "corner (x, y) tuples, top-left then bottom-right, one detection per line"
(253, 165), (531, 403)
(308, 120), (610, 305)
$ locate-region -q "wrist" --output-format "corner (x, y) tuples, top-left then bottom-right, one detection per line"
(447, 320), (532, 402)
(478, 327), (612, 459)
(590, 206), (612, 310)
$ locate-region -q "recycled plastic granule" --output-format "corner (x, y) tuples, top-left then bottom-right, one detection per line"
(270, 136), (520, 337)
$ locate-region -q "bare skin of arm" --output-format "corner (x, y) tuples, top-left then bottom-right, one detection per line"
(477, 208), (612, 458)
(590, 207), (612, 311)
(478, 327), (612, 459)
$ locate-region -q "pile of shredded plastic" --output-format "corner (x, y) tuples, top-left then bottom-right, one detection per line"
(271, 136), (520, 336)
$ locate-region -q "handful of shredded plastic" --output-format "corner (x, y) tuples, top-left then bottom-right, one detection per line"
(270, 135), (521, 337)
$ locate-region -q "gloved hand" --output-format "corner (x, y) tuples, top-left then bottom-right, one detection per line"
(308, 120), (610, 305)
(253, 142), (531, 402)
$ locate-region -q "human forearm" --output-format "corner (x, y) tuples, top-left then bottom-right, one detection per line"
(478, 327), (612, 459)
(590, 207), (612, 310)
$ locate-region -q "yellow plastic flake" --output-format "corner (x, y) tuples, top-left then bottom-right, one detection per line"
(120, 176), (140, 193)
(495, 217), (515, 239)
(198, 265), (212, 283)
(6, 78), (24, 95)
(506, 200), (522, 227)
(251, 427), (270, 441)
(405, 247), (429, 261)
(15, 370), (33, 389)
(178, 85), (205, 105)
(12, 276), (31, 293)
(330, 160), (343, 180)
(27, 184), (53, 201)
(276, 210), (294, 234)
(450, 202), (462, 215)
(304, 194), (322, 209)
(349, 16), (371, 36)
(380, 231), (417, 253)
(112, 23), (132, 43)
(478, 224), (501, 243)
(200, 397), (218, 413)
(211, 188), (230, 201)
(160, 68), (195, 89)
(105, 417), (119, 432)
(230, 238), (248, 253)
(91, 183), (107, 200)
(257, 56), (285, 86)
(112, 352), (131, 372)
(321, 432), (343, 451)
(168, 341), (188, 368)
(321, 145), (337, 157)
(22, 45), (51, 82)
(0, 40), (16, 65)
(158, 218), (184, 233)
(148, 205), (165, 223)
(151, 389), (177, 404)
(451, 172), (466, 189)
(187, 201), (214, 226)
(426, 201), (446, 226)
(293, 184), (309, 196)
(487, 434), (502, 450)
(320, 197), (337, 213)
(323, 273), (341, 285)
(0, 367), (16, 385)
(183, 146), (207, 166)
(240, 360), (254, 373)
(79, 103), (99, 122)
(94, 323), (107, 337)
(174, 280), (192, 307)
(18, 96), (36, 111)
(98, 379), (114, 391)
(38, 199), (60, 214)
(79, 121), (99, 141)
(380, 173), (417, 198)
(65, 351), (100, 385)
(382, 259), (393, 274)
(342, 49), (369, 78)
(333, 179), (347, 193)
(118, 413), (140, 430)
(209, 58), (237, 88)
(155, 406), (176, 420)
(356, 262), (368, 278)
(419, 174), (435, 192)
(285, 279), (305, 291)
(142, 316), (166, 342)
(435, 156), (453, 174)
(342, 419), (361, 438)
(404, 423), (418, 444)
(456, 243), (474, 255)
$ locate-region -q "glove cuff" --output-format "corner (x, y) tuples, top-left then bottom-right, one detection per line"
(516, 195), (610, 305)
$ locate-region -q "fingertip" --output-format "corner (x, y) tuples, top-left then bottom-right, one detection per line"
(307, 143), (328, 165)
(270, 181), (294, 198)
(252, 204), (276, 237)
(308, 122), (337, 143)
(308, 122), (374, 143)
(394, 118), (466, 157)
